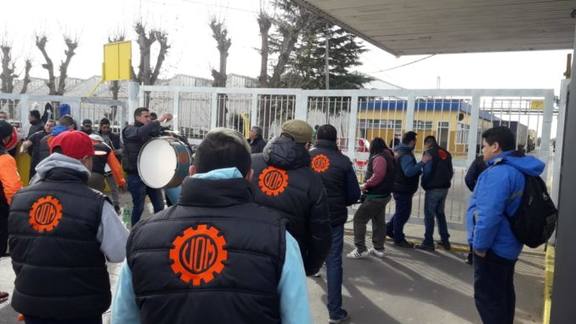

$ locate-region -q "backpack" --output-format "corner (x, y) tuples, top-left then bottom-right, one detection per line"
(506, 174), (557, 248)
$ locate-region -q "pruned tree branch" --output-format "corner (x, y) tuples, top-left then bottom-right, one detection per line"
(35, 35), (57, 94)
(20, 59), (32, 94)
(150, 30), (169, 85)
(57, 37), (78, 95)
(0, 44), (17, 93)
(209, 18), (231, 88)
(258, 12), (272, 87)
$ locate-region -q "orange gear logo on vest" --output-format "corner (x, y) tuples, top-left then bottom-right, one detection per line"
(311, 154), (330, 173)
(29, 196), (63, 233)
(169, 224), (228, 286)
(258, 166), (289, 197)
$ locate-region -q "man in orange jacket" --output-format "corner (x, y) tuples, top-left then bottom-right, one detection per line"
(0, 120), (22, 303)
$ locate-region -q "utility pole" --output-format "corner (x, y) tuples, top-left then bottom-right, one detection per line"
(325, 23), (330, 90)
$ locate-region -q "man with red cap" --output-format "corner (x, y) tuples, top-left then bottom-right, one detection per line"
(0, 120), (22, 304)
(8, 130), (129, 324)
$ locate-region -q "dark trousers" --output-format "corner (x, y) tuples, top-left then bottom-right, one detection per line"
(326, 224), (345, 318)
(25, 317), (102, 324)
(127, 174), (165, 226)
(353, 196), (391, 252)
(423, 188), (450, 246)
(0, 208), (8, 255)
(474, 251), (517, 324)
(387, 192), (414, 243)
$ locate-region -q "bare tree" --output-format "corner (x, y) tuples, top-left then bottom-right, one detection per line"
(35, 35), (78, 95)
(20, 60), (32, 95)
(257, 12), (272, 87)
(0, 44), (17, 94)
(132, 23), (169, 106)
(209, 18), (232, 127)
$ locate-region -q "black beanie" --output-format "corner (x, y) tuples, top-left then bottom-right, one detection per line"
(0, 120), (14, 141)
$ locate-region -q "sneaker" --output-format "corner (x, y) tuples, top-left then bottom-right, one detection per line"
(369, 248), (385, 258)
(346, 248), (369, 259)
(394, 240), (414, 248)
(436, 241), (451, 250)
(329, 310), (350, 323)
(415, 243), (435, 251)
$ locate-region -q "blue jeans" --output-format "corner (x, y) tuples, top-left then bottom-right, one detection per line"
(387, 192), (414, 243)
(422, 188), (450, 246)
(326, 224), (345, 318)
(127, 174), (165, 226)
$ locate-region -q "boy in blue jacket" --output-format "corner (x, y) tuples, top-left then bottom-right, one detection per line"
(467, 126), (544, 324)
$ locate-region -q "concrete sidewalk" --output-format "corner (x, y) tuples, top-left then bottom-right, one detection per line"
(0, 226), (544, 324)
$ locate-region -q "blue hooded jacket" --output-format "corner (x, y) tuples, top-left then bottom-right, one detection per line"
(466, 150), (545, 260)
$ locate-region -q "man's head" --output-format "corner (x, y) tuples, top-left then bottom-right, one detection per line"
(249, 126), (263, 140)
(99, 118), (111, 134)
(44, 120), (55, 134)
(424, 135), (437, 149)
(58, 115), (76, 130)
(134, 107), (151, 125)
(281, 119), (313, 148)
(369, 137), (387, 156)
(482, 126), (516, 161)
(0, 120), (14, 148)
(29, 110), (41, 123)
(192, 128), (252, 180)
(316, 124), (338, 142)
(402, 131), (418, 148)
(81, 119), (93, 135)
(0, 111), (7, 120)
(50, 130), (95, 170)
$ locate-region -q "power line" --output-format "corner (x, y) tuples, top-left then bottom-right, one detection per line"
(370, 54), (436, 73)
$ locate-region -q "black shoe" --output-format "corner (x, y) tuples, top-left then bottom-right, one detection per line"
(329, 309), (350, 323)
(394, 240), (414, 248)
(415, 243), (435, 251)
(465, 253), (473, 265)
(436, 241), (451, 250)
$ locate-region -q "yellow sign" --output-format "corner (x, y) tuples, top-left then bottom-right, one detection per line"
(103, 41), (132, 81)
(530, 100), (545, 110)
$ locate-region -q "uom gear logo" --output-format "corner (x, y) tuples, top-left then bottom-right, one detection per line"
(311, 154), (330, 173)
(29, 196), (63, 233)
(169, 224), (228, 286)
(258, 166), (289, 197)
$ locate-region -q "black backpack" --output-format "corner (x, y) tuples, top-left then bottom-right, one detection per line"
(506, 174), (558, 248)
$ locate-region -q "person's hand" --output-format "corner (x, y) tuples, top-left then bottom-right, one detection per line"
(360, 184), (367, 192)
(159, 113), (173, 123)
(421, 152), (432, 164)
(474, 250), (486, 258)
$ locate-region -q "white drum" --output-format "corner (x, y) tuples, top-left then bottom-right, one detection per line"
(137, 137), (191, 189)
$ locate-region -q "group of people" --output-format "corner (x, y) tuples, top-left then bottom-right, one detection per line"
(0, 103), (545, 324)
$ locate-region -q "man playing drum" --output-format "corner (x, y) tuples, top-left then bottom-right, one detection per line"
(122, 107), (172, 226)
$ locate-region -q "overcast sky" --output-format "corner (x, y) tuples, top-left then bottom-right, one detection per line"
(1, 0), (571, 93)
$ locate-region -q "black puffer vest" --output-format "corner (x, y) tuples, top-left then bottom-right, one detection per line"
(310, 140), (353, 226)
(422, 145), (453, 190)
(127, 177), (285, 324)
(8, 168), (110, 319)
(365, 149), (395, 196)
(394, 149), (420, 194)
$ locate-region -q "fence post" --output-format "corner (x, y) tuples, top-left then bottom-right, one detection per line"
(250, 93), (259, 128)
(172, 91), (180, 132)
(551, 79), (570, 204)
(128, 81), (139, 123)
(295, 91), (308, 121)
(210, 92), (218, 129)
(347, 95), (359, 161)
(405, 94), (416, 131)
(466, 95), (481, 166)
(19, 95), (30, 136)
(540, 90), (554, 160)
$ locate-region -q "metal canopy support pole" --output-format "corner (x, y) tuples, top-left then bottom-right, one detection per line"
(347, 95), (359, 161)
(250, 93), (258, 128)
(550, 22), (576, 324)
(172, 91), (179, 132)
(210, 92), (218, 130)
(405, 95), (416, 132)
(467, 95), (481, 166)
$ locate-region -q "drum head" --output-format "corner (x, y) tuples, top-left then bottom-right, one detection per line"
(138, 139), (178, 188)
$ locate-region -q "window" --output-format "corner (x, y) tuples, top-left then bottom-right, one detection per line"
(358, 119), (402, 129)
(413, 120), (433, 130)
(457, 123), (470, 144)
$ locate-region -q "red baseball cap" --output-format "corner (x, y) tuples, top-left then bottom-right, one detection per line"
(50, 130), (95, 160)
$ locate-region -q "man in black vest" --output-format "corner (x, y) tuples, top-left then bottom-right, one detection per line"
(347, 138), (396, 260)
(416, 136), (454, 251)
(122, 107), (172, 226)
(251, 119), (332, 276)
(112, 128), (311, 324)
(8, 130), (128, 324)
(310, 124), (361, 323)
(22, 120), (55, 178)
(386, 131), (431, 248)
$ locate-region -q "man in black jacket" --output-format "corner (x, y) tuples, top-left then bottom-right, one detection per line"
(26, 110), (44, 139)
(416, 136), (454, 251)
(122, 107), (172, 226)
(252, 119), (332, 276)
(249, 126), (267, 153)
(22, 120), (55, 178)
(310, 124), (360, 323)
